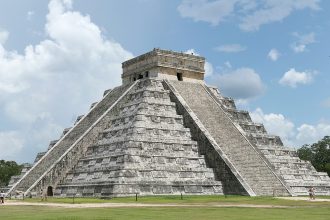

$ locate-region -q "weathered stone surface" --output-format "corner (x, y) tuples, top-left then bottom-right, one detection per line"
(55, 79), (224, 197)
(166, 80), (292, 196)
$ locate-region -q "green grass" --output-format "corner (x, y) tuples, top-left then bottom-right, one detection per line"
(3, 195), (329, 220)
(1, 205), (330, 220)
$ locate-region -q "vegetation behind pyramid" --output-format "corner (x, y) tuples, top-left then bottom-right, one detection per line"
(7, 49), (330, 197)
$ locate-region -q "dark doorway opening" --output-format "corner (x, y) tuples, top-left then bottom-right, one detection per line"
(177, 73), (183, 81)
(138, 74), (143, 79)
(47, 186), (53, 197)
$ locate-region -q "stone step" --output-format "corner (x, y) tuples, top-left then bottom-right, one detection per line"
(225, 109), (252, 122)
(60, 127), (72, 138)
(121, 100), (176, 109)
(54, 183), (224, 197)
(249, 133), (283, 146)
(167, 80), (292, 196)
(238, 122), (267, 134)
(106, 120), (188, 132)
(120, 101), (177, 114)
(84, 147), (200, 159)
(48, 140), (59, 150)
(96, 138), (198, 146)
(103, 89), (112, 97)
(90, 102), (98, 109)
(207, 86), (236, 109)
(33, 152), (46, 163)
(109, 111), (183, 123)
(127, 90), (171, 102)
(66, 168), (216, 177)
(74, 115), (84, 125)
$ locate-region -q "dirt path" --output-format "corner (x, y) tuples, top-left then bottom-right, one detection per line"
(2, 201), (289, 209)
(2, 197), (328, 209)
(277, 197), (330, 202)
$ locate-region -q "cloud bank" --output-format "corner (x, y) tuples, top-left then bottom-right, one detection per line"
(178, 0), (320, 31)
(251, 108), (330, 147)
(279, 68), (314, 88)
(0, 0), (133, 162)
(214, 44), (246, 53)
(267, 48), (280, 61)
(291, 32), (316, 53)
(209, 67), (266, 103)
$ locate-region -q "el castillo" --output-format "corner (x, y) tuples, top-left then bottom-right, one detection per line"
(5, 48), (330, 198)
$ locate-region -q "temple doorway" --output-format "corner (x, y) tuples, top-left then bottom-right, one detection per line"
(47, 186), (53, 196)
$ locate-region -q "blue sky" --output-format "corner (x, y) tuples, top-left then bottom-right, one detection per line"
(0, 0), (329, 163)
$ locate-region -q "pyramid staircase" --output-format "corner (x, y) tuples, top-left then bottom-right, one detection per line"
(206, 85), (330, 196)
(165, 80), (292, 196)
(54, 79), (238, 197)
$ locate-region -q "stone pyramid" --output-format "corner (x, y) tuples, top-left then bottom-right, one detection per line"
(7, 49), (330, 197)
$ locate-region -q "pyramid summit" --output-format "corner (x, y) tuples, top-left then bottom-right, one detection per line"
(7, 48), (330, 198)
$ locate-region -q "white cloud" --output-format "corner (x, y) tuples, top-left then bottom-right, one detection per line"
(291, 32), (316, 53)
(178, 0), (237, 26)
(292, 44), (306, 53)
(239, 1), (320, 31)
(267, 48), (280, 61)
(0, 131), (24, 160)
(0, 29), (9, 45)
(209, 67), (265, 102)
(296, 124), (330, 146)
(204, 61), (214, 77)
(177, 0), (320, 31)
(250, 108), (330, 147)
(251, 108), (295, 145)
(214, 44), (246, 53)
(185, 48), (213, 77)
(279, 68), (314, 88)
(0, 0), (133, 162)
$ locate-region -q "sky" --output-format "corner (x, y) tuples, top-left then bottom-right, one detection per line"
(0, 0), (329, 163)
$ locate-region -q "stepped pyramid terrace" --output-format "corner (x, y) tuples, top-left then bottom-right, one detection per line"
(7, 48), (330, 198)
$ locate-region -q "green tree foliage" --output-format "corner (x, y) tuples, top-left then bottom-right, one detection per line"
(297, 136), (330, 176)
(0, 160), (23, 187)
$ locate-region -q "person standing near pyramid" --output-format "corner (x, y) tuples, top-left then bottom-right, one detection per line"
(0, 190), (5, 204)
(309, 187), (315, 200)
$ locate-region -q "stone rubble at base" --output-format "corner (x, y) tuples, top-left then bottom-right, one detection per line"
(6, 49), (330, 198)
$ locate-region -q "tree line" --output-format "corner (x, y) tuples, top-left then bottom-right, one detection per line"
(0, 160), (23, 187)
(297, 136), (330, 176)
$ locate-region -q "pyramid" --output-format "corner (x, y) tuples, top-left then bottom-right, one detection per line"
(7, 49), (330, 197)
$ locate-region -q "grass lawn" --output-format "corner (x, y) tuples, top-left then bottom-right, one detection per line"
(1, 205), (330, 220)
(1, 195), (329, 220)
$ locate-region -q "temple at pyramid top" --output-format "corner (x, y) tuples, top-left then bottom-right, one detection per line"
(122, 48), (205, 84)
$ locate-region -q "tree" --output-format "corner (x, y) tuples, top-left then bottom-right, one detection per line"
(297, 136), (330, 176)
(297, 144), (313, 161)
(0, 160), (23, 187)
